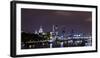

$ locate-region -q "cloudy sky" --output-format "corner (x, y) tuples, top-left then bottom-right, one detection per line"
(21, 8), (92, 33)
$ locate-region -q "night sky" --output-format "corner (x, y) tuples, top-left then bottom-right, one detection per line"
(21, 8), (92, 34)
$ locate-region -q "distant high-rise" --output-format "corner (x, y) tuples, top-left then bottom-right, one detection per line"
(55, 25), (58, 31)
(61, 26), (66, 39)
(55, 25), (58, 36)
(52, 25), (55, 32)
(52, 25), (58, 35)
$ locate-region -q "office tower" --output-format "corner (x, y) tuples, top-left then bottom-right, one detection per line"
(61, 27), (66, 40)
(53, 25), (55, 32)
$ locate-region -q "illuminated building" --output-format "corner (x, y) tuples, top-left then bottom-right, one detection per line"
(35, 30), (38, 34)
(39, 26), (43, 33)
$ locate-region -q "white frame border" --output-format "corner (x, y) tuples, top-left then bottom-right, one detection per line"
(16, 3), (96, 55)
